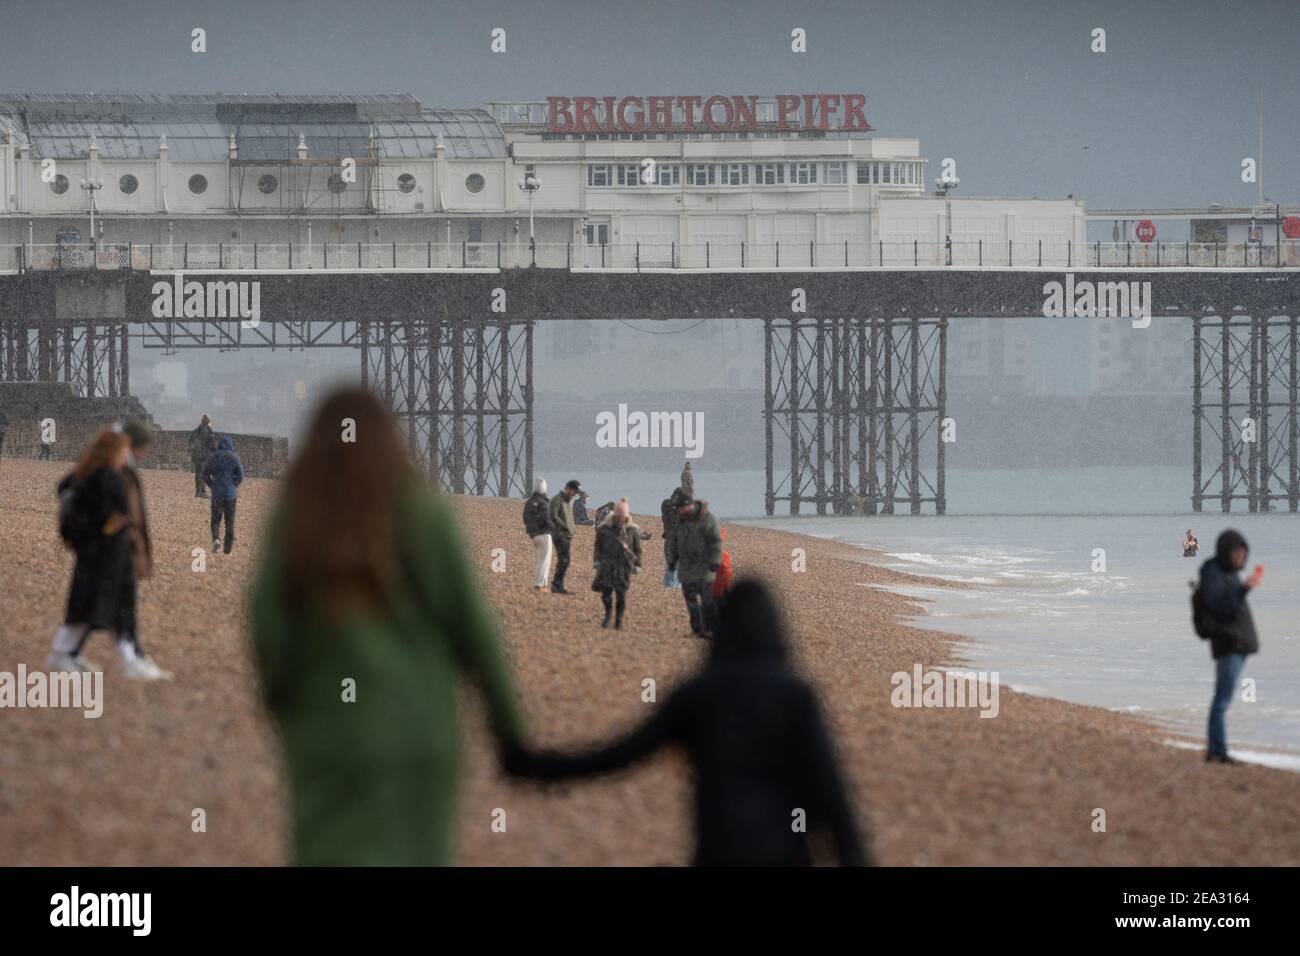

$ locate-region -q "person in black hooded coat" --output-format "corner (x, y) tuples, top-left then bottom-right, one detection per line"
(46, 430), (136, 673)
(1198, 528), (1262, 763)
(504, 578), (869, 866)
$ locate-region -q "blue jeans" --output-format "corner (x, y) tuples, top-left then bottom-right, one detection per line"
(1207, 654), (1246, 757)
(663, 563), (681, 589)
(682, 581), (716, 635)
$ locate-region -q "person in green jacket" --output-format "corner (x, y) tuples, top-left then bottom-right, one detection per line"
(666, 495), (723, 637)
(546, 479), (581, 594)
(250, 387), (523, 866)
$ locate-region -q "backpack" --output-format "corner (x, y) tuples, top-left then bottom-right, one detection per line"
(57, 475), (95, 548)
(1190, 581), (1214, 639)
(523, 494), (549, 536)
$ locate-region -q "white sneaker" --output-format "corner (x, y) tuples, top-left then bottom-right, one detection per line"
(123, 656), (173, 681)
(212, 538), (221, 552)
(46, 651), (101, 673)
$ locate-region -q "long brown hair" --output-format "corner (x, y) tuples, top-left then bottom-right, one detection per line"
(74, 429), (129, 481)
(280, 387), (418, 617)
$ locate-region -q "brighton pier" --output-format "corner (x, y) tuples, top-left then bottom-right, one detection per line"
(2, 265), (1297, 516)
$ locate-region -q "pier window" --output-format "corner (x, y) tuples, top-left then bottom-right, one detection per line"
(686, 164), (716, 186)
(789, 162), (818, 185)
(881, 163), (892, 184)
(655, 163), (680, 186)
(721, 163), (749, 186)
(587, 164), (612, 187)
(855, 162), (875, 185)
(616, 164), (642, 186)
(755, 162), (785, 185)
(825, 161), (847, 185)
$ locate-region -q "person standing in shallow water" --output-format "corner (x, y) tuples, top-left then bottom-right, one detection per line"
(592, 497), (642, 629)
(505, 578), (869, 866)
(1198, 529), (1262, 764)
(250, 387), (523, 865)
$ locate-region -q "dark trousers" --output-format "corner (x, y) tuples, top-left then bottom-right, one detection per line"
(210, 497), (237, 553)
(552, 535), (571, 589)
(193, 463), (207, 496)
(682, 580), (716, 635)
(599, 587), (627, 622)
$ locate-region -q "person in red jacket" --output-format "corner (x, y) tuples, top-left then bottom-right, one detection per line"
(712, 527), (733, 609)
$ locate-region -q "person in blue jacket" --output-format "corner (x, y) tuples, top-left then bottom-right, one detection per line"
(203, 436), (244, 554)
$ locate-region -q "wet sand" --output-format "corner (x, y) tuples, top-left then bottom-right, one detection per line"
(2, 457), (1298, 865)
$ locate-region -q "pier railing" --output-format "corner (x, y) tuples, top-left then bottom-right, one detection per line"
(4, 239), (1300, 273)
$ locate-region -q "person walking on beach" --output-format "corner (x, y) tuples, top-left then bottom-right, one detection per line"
(680, 461), (695, 498)
(592, 497), (642, 630)
(250, 387), (524, 865)
(46, 429), (168, 679)
(505, 578), (869, 866)
(711, 526), (733, 615)
(203, 436), (243, 554)
(660, 487), (688, 589)
(1197, 529), (1262, 764)
(189, 415), (216, 498)
(1183, 529), (1199, 557)
(667, 493), (723, 637)
(524, 477), (554, 591)
(548, 479), (580, 594)
(117, 421), (171, 679)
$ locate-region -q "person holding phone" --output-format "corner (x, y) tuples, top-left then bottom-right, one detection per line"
(1198, 529), (1262, 764)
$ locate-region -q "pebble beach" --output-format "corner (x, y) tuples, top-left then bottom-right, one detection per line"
(3, 456), (1299, 866)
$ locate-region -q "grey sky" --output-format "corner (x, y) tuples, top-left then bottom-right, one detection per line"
(1, 0), (1295, 209)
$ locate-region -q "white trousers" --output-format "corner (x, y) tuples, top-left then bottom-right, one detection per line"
(531, 534), (554, 588)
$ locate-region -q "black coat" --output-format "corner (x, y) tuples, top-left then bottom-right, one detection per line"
(61, 468), (135, 632)
(1198, 556), (1259, 658)
(592, 518), (642, 591)
(507, 656), (867, 866)
(189, 423), (216, 466)
(523, 491), (552, 537)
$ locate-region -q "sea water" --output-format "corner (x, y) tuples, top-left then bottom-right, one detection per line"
(730, 466), (1300, 765)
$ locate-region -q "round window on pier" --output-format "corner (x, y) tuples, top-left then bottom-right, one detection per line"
(397, 173), (416, 194)
(50, 174), (70, 195)
(327, 174), (347, 194)
(258, 174), (278, 195)
(118, 174), (139, 195)
(465, 173), (485, 194)
(188, 174), (208, 195)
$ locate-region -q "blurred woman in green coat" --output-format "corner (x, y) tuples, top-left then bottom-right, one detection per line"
(250, 388), (522, 866)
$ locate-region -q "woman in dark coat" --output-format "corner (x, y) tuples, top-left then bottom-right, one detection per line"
(506, 578), (869, 866)
(46, 429), (136, 673)
(592, 497), (641, 629)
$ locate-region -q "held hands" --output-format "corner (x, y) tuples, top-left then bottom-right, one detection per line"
(102, 513), (128, 536)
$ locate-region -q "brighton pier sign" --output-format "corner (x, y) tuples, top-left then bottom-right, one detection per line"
(546, 94), (871, 134)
